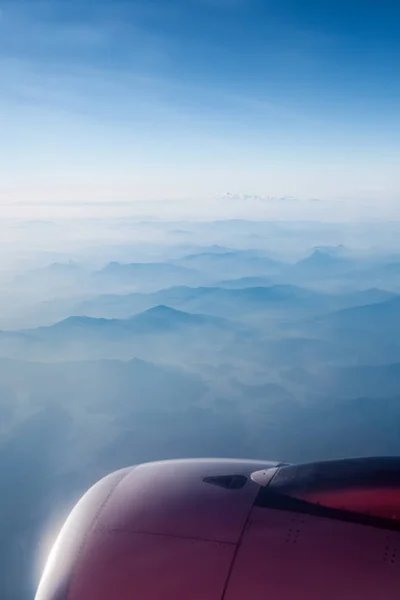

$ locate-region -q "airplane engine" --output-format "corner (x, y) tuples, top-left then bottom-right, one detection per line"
(36, 457), (400, 600)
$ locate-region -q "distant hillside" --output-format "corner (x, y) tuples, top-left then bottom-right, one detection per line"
(285, 361), (400, 400)
(315, 295), (400, 335)
(13, 261), (88, 297)
(76, 284), (326, 320)
(0, 356), (207, 411)
(340, 288), (396, 306)
(92, 261), (203, 291)
(356, 260), (400, 290)
(311, 244), (350, 257)
(173, 250), (283, 278)
(217, 276), (275, 289)
(312, 258), (400, 292)
(76, 283), (396, 322)
(293, 249), (358, 275)
(0, 306), (242, 361)
(34, 305), (235, 338)
(130, 305), (233, 331)
(97, 261), (193, 278)
(15, 261), (84, 283)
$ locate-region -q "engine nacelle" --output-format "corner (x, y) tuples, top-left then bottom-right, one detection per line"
(36, 457), (400, 600)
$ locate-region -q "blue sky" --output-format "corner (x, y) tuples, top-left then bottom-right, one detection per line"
(1, 0), (399, 216)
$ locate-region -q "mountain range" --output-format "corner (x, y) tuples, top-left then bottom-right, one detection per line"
(75, 283), (396, 320)
(0, 306), (244, 362)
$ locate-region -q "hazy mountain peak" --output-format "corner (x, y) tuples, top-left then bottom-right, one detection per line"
(296, 249), (352, 270)
(312, 244), (349, 257)
(304, 249), (335, 262)
(135, 305), (188, 319)
(37, 315), (115, 332)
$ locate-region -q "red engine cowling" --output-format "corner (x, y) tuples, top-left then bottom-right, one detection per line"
(36, 457), (400, 600)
